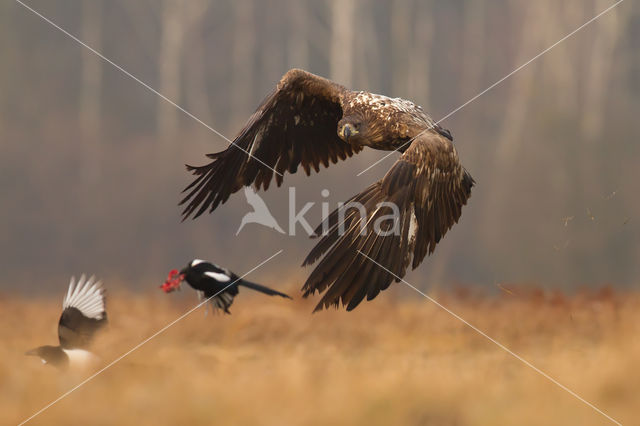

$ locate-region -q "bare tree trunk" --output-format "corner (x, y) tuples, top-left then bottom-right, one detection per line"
(479, 1), (545, 250)
(305, 3), (331, 57)
(80, 0), (103, 182)
(581, 0), (620, 140)
(460, 0), (485, 99)
(579, 0), (622, 200)
(263, 1), (285, 83)
(353, 0), (381, 90)
(495, 2), (544, 165)
(540, 1), (581, 113)
(407, 0), (432, 105)
(184, 0), (212, 132)
(0, 2), (12, 141)
(230, 0), (255, 130)
(119, 1), (158, 53)
(390, 0), (412, 97)
(287, 0), (309, 69)
(157, 0), (184, 146)
(330, 0), (356, 86)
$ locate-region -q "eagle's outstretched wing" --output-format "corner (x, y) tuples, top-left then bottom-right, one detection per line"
(58, 275), (107, 349)
(180, 69), (361, 219)
(301, 131), (474, 311)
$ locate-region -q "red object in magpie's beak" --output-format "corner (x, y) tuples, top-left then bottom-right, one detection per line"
(160, 269), (185, 293)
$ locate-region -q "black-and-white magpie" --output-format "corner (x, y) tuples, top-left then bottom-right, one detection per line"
(161, 259), (291, 314)
(26, 275), (107, 369)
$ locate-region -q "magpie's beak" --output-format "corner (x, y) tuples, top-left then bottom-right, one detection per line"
(25, 348), (38, 356)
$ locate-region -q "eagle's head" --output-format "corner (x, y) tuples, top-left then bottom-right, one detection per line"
(337, 117), (367, 147)
(338, 111), (388, 147)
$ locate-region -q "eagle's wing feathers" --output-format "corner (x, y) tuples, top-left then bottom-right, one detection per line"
(301, 132), (474, 311)
(382, 132), (475, 268)
(181, 69), (361, 219)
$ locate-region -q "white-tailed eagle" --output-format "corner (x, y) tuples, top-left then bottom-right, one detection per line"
(180, 69), (474, 311)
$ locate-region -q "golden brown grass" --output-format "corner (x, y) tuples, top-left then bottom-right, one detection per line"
(2, 286), (638, 425)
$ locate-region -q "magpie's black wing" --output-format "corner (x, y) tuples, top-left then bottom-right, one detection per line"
(198, 286), (239, 315)
(207, 287), (237, 314)
(192, 263), (240, 314)
(58, 275), (107, 349)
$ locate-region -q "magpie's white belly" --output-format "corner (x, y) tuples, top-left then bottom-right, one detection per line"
(62, 348), (99, 368)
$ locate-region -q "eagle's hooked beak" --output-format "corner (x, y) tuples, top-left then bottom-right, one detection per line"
(340, 123), (358, 141)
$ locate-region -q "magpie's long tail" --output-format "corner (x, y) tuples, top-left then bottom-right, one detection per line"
(240, 280), (292, 299)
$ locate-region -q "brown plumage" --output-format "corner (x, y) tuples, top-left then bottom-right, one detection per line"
(181, 68), (474, 311)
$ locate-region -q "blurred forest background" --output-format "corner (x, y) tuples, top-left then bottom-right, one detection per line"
(1, 0), (638, 295)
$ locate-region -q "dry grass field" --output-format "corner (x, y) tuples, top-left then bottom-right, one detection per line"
(2, 285), (638, 426)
